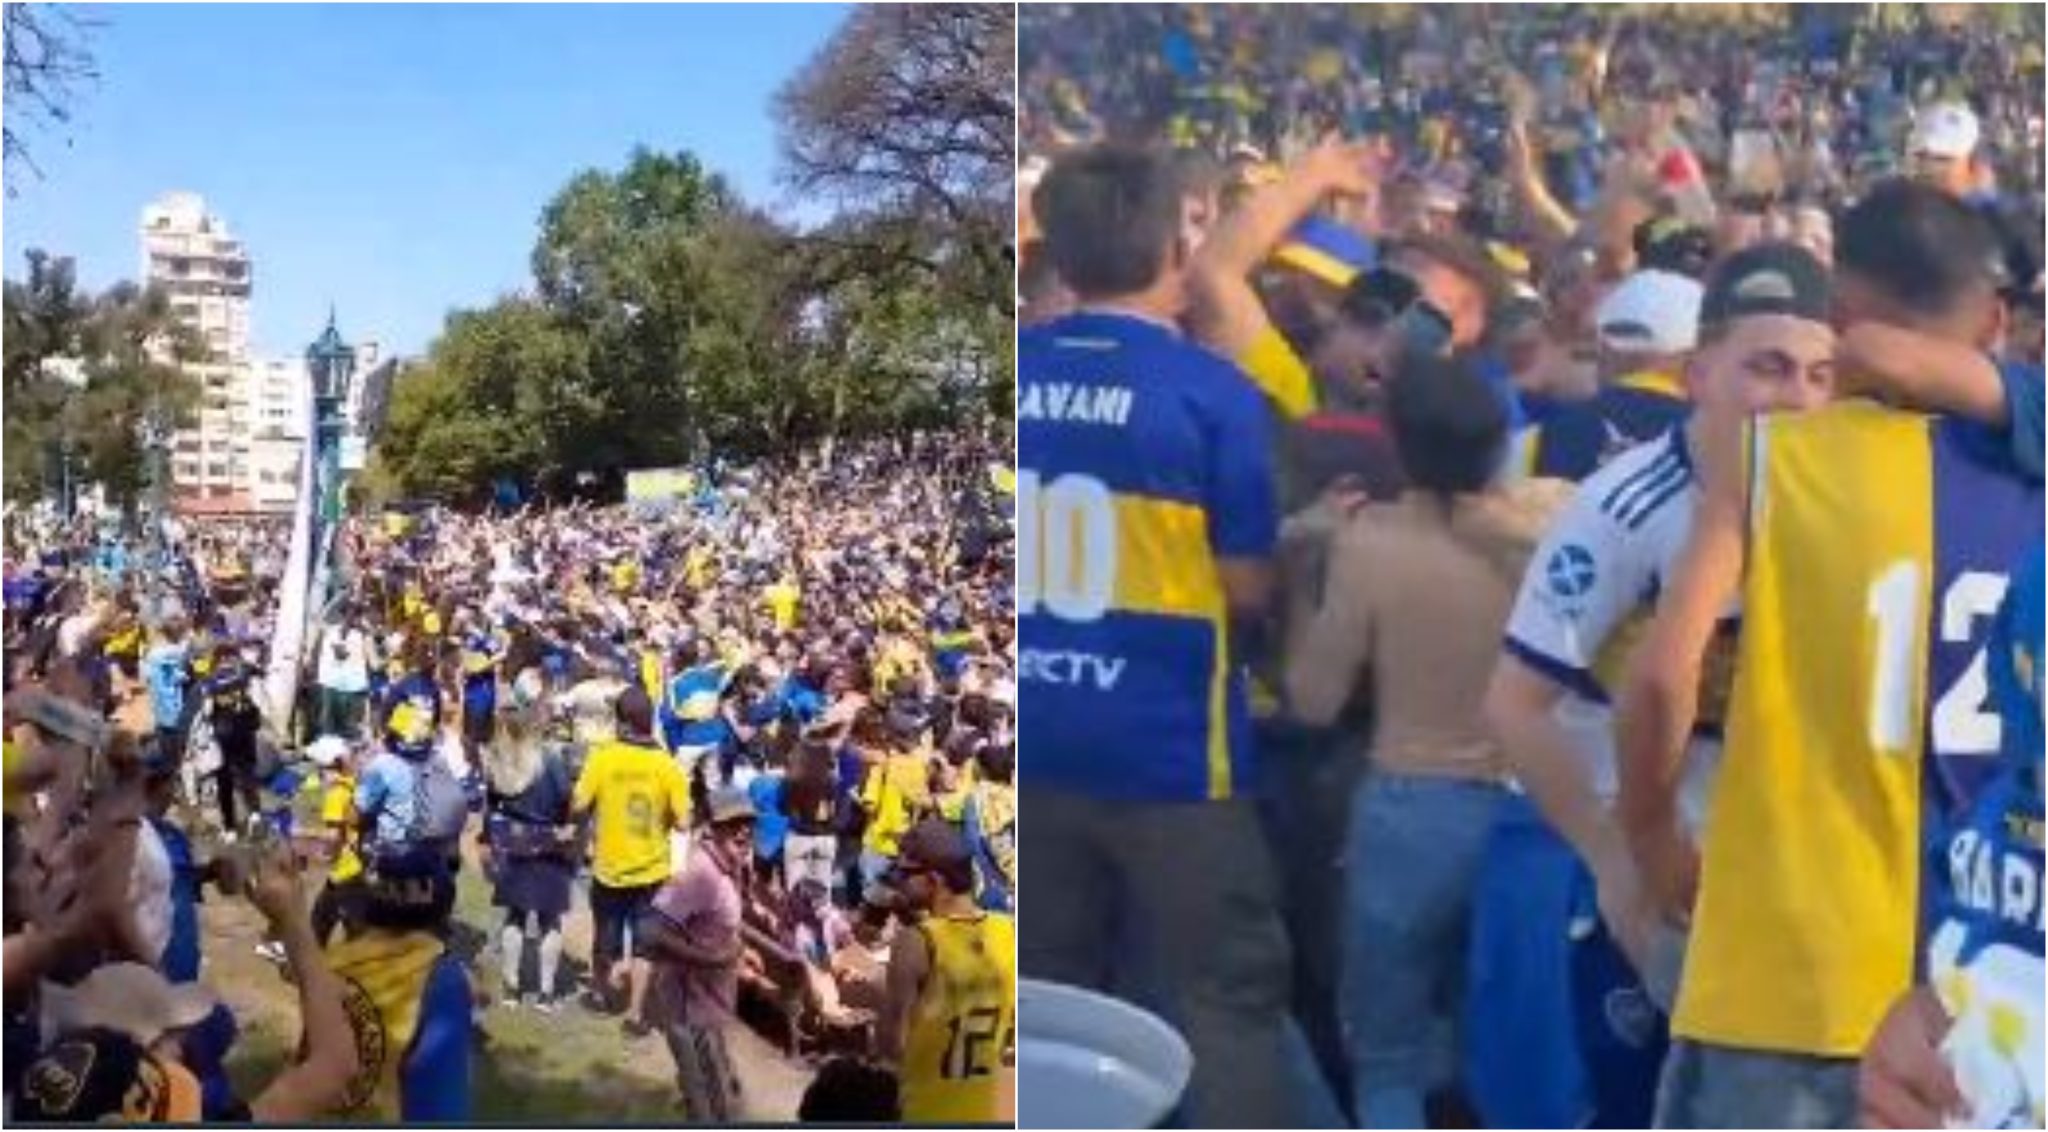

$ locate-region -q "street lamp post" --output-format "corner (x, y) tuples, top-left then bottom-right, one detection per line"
(306, 313), (357, 607)
(136, 406), (171, 561)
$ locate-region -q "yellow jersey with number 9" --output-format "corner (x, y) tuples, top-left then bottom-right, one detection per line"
(571, 739), (691, 887)
(1677, 402), (2043, 1056)
(900, 911), (1017, 1124)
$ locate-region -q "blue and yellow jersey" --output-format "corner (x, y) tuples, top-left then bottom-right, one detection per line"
(326, 932), (446, 1120)
(1925, 538), (2042, 1128)
(1678, 403), (2044, 1057)
(1018, 311), (1278, 802)
(930, 625), (979, 681)
(666, 664), (725, 724)
(1235, 327), (1318, 421)
(460, 631), (500, 681)
(1515, 372), (1689, 483)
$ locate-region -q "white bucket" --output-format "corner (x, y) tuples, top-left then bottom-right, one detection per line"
(1018, 979), (1192, 1129)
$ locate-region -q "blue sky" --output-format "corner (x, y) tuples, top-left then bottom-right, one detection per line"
(2, 3), (850, 358)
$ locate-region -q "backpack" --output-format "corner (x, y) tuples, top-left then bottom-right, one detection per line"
(411, 753), (471, 846)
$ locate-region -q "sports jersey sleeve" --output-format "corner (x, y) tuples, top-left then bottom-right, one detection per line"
(1235, 327), (1319, 420)
(354, 761), (388, 817)
(1501, 481), (1646, 696)
(321, 783), (350, 826)
(399, 954), (474, 1120)
(1999, 360), (2044, 482)
(1202, 372), (1280, 559)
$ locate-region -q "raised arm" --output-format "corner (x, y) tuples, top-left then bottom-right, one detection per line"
(1189, 140), (1382, 363)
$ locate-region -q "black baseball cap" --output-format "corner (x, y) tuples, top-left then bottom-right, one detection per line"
(893, 818), (975, 894)
(1699, 242), (1831, 330)
(1634, 217), (1714, 280)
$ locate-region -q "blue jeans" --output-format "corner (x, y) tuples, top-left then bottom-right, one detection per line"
(1653, 1039), (1857, 1129)
(1340, 772), (1505, 1129)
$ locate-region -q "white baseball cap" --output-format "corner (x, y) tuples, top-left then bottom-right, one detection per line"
(306, 734), (352, 768)
(42, 962), (218, 1046)
(1596, 269), (1703, 355)
(1910, 103), (1980, 159)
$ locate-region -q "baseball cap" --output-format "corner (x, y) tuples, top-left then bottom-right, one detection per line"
(306, 734), (352, 768)
(1699, 242), (1832, 330)
(1595, 269), (1703, 354)
(384, 700), (434, 756)
(1633, 217), (1714, 280)
(1275, 215), (1378, 288)
(707, 784), (757, 825)
(41, 962), (219, 1047)
(1910, 102), (1980, 159)
(894, 818), (975, 891)
(15, 1028), (205, 1122)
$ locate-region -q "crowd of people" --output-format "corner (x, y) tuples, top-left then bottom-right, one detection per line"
(2, 433), (1018, 1123)
(1020, 4), (2042, 1130)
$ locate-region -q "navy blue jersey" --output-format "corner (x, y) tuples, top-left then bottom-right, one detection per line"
(1522, 373), (1689, 482)
(1018, 312), (1278, 802)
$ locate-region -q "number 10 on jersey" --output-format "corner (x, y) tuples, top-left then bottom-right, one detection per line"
(1017, 471), (1117, 622)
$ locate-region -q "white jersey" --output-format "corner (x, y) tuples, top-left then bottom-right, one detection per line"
(1502, 428), (1730, 835)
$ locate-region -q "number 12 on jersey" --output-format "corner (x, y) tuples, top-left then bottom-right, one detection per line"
(940, 1005), (1014, 1080)
(1865, 561), (2008, 756)
(1017, 471), (1118, 622)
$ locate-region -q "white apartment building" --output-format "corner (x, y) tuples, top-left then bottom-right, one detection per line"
(141, 192), (253, 503)
(139, 192), (386, 515)
(245, 356), (309, 513)
(344, 337), (381, 436)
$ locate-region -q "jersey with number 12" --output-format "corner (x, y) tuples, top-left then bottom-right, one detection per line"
(900, 911), (1018, 1123)
(1678, 402), (2043, 1058)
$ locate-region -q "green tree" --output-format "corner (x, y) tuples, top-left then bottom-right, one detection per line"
(2, 253), (204, 508)
(529, 149), (816, 467)
(369, 5), (1015, 503)
(373, 297), (591, 501)
(775, 4), (1015, 314)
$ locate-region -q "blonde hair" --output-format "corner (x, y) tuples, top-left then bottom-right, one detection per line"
(482, 708), (544, 798)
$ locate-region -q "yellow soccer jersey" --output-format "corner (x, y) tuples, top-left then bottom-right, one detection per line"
(899, 911), (1017, 1124)
(572, 739), (691, 887)
(1678, 403), (2043, 1056)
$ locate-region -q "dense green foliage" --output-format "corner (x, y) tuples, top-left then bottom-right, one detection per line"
(4, 251), (208, 509)
(370, 4), (1015, 504)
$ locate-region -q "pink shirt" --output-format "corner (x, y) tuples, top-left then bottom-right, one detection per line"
(648, 845), (743, 1026)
